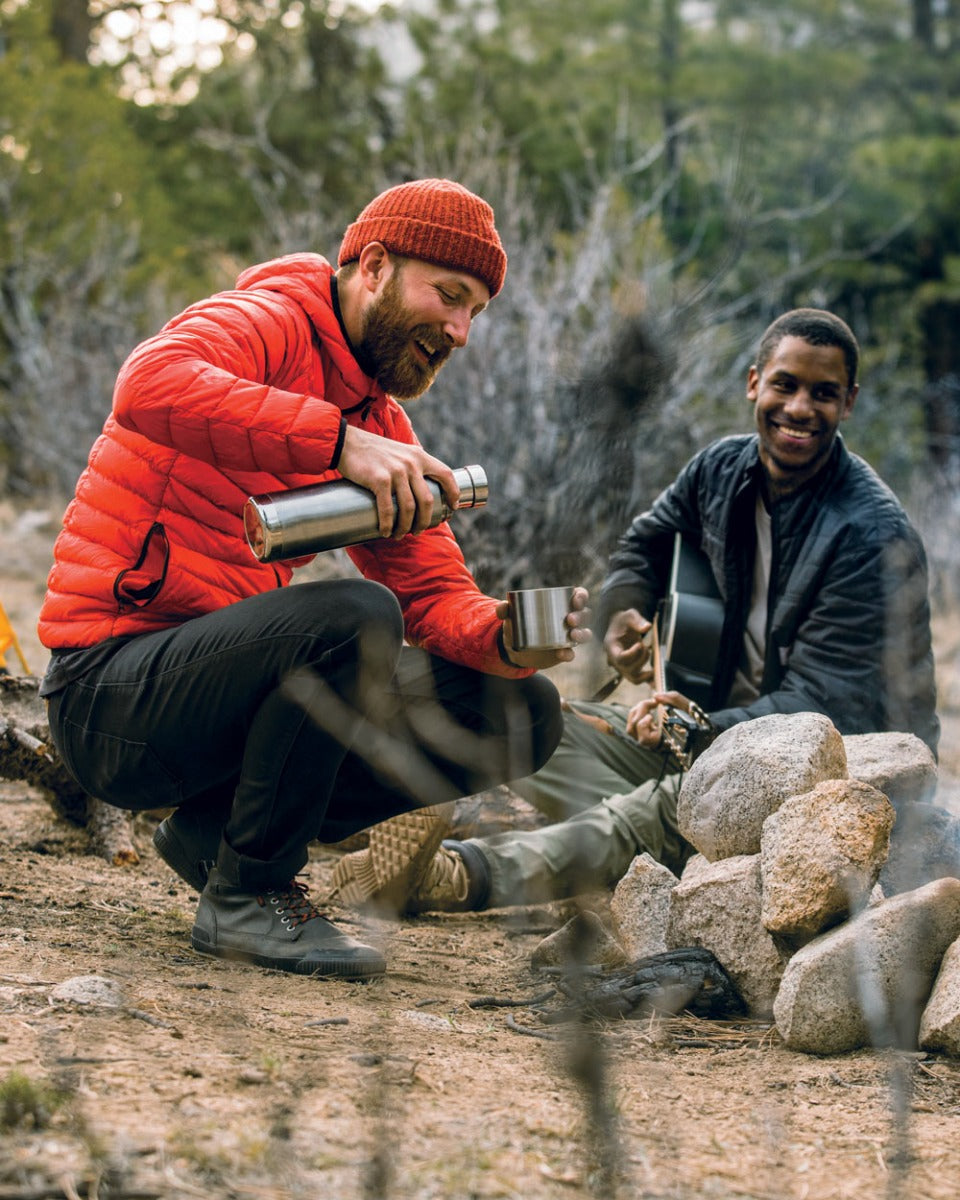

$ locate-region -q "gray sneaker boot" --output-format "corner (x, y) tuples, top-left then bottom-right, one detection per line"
(192, 867), (386, 978)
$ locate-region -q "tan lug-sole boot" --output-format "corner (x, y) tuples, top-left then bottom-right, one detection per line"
(329, 801), (455, 915)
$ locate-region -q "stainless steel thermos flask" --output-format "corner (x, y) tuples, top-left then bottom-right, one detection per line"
(243, 464), (488, 562)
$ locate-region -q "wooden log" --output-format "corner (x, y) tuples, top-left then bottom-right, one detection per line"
(0, 674), (139, 866)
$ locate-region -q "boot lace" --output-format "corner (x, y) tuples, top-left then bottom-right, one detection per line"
(417, 846), (469, 904)
(259, 878), (324, 929)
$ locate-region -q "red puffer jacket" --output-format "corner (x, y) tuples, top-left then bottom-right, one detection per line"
(38, 253), (523, 677)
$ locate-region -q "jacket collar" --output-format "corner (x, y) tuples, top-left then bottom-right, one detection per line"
(236, 253), (389, 417)
(745, 432), (849, 511)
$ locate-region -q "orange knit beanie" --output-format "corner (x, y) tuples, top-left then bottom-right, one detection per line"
(338, 178), (507, 297)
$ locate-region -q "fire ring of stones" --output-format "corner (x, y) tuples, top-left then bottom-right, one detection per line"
(533, 713), (960, 1057)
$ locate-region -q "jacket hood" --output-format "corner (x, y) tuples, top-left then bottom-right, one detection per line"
(235, 253), (387, 414)
(235, 252), (336, 304)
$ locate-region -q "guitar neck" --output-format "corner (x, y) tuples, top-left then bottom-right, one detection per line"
(651, 618), (666, 692)
(650, 620), (666, 730)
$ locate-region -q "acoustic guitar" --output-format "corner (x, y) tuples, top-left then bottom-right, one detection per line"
(591, 533), (724, 707)
(657, 532), (724, 710)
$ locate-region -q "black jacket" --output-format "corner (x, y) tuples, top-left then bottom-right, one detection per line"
(599, 434), (939, 757)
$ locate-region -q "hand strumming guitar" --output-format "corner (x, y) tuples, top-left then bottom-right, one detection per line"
(625, 690), (693, 750)
(602, 609), (655, 684)
(598, 606), (716, 768)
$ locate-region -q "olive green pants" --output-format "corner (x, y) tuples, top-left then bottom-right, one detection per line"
(465, 702), (691, 907)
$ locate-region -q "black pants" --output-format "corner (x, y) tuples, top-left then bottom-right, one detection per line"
(46, 580), (562, 890)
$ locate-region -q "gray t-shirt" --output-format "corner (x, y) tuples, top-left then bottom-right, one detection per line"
(726, 496), (771, 706)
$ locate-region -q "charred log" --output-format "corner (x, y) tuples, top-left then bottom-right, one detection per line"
(537, 946), (746, 1023)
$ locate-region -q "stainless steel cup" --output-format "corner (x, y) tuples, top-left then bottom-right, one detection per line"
(507, 586), (575, 651)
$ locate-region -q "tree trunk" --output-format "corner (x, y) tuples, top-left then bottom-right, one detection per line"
(49, 0), (95, 63)
(913, 0), (935, 49)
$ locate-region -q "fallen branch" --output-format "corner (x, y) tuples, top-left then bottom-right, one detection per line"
(125, 1007), (176, 1031)
(505, 1013), (560, 1041)
(468, 989), (557, 1009)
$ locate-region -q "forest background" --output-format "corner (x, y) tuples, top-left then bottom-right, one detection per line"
(3, 0), (960, 613)
(3, 7), (960, 1196)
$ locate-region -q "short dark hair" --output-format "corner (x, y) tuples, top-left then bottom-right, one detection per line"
(756, 309), (859, 389)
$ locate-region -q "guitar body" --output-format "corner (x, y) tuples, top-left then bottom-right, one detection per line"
(658, 534), (725, 709)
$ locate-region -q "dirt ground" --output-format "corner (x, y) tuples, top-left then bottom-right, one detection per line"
(1, 500), (960, 1200)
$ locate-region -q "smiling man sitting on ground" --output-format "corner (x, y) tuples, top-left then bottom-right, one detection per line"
(332, 307), (941, 914)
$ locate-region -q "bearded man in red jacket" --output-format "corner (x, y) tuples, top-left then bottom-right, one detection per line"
(37, 179), (589, 979)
